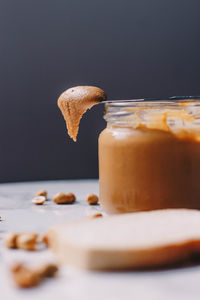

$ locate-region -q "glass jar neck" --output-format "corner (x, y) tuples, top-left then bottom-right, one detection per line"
(104, 99), (200, 130)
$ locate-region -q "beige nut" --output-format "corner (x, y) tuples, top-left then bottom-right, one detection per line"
(87, 213), (103, 219)
(35, 190), (47, 198)
(16, 233), (38, 251)
(53, 192), (76, 204)
(11, 263), (42, 288)
(32, 196), (46, 205)
(11, 262), (59, 288)
(86, 194), (99, 205)
(4, 232), (18, 249)
(37, 264), (58, 278)
(41, 234), (49, 247)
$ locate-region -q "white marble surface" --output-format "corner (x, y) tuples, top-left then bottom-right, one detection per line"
(1, 179), (200, 300)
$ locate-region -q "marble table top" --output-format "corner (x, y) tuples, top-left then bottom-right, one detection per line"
(1, 179), (200, 300)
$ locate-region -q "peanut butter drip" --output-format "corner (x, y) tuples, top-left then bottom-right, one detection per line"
(58, 86), (107, 141)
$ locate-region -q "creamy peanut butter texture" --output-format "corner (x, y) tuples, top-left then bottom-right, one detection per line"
(57, 86), (107, 141)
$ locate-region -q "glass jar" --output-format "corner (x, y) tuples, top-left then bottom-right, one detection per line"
(98, 98), (200, 214)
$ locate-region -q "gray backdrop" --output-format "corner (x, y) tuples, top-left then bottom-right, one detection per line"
(1, 0), (200, 182)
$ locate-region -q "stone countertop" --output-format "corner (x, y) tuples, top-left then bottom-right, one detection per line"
(1, 179), (200, 300)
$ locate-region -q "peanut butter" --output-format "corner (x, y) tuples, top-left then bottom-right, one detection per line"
(99, 101), (200, 214)
(57, 86), (106, 141)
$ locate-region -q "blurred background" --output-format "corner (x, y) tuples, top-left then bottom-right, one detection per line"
(1, 0), (200, 182)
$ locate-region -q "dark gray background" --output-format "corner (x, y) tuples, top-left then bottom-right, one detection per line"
(0, 0), (200, 182)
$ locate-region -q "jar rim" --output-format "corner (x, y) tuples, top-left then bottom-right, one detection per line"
(104, 96), (200, 125)
(106, 96), (200, 108)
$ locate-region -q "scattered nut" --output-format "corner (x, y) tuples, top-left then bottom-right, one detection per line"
(11, 263), (42, 288)
(38, 264), (58, 278)
(87, 213), (103, 219)
(41, 234), (49, 247)
(11, 263), (58, 288)
(16, 233), (38, 251)
(4, 232), (18, 249)
(53, 192), (76, 204)
(36, 190), (47, 198)
(32, 196), (46, 205)
(86, 194), (99, 205)
(4, 232), (40, 251)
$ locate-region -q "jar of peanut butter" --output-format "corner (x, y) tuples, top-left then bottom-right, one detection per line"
(99, 98), (200, 214)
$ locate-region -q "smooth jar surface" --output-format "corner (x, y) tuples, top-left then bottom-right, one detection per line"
(99, 126), (200, 214)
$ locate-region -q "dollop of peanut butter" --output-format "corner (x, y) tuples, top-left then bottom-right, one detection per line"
(58, 86), (107, 141)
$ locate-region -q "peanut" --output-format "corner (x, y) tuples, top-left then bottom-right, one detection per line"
(53, 192), (76, 204)
(37, 264), (58, 278)
(32, 196), (46, 205)
(86, 194), (99, 205)
(4, 232), (18, 249)
(35, 189), (47, 198)
(11, 264), (42, 288)
(10, 262), (58, 288)
(16, 233), (38, 251)
(41, 234), (49, 247)
(87, 213), (103, 219)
